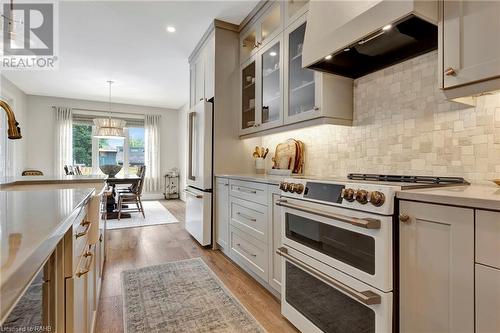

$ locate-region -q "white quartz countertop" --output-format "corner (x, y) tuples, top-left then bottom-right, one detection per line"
(397, 184), (500, 210)
(0, 187), (94, 323)
(0, 175), (107, 187)
(215, 174), (289, 185)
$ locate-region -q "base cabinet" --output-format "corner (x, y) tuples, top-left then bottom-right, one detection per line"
(399, 201), (474, 333)
(215, 178), (230, 254)
(476, 264), (500, 333)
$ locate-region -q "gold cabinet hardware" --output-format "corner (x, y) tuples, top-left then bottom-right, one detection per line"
(399, 213), (410, 223)
(444, 67), (457, 76)
(75, 220), (91, 239)
(76, 250), (94, 277)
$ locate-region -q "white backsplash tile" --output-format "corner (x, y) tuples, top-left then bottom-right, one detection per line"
(261, 51), (500, 184)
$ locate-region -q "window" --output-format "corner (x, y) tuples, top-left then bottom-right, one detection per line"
(72, 123), (93, 175)
(72, 122), (144, 176)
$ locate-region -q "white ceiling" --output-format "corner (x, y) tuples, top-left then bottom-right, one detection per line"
(3, 1), (257, 109)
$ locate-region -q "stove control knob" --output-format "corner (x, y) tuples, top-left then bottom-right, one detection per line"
(341, 188), (355, 202)
(355, 190), (369, 204)
(279, 182), (287, 191)
(292, 184), (304, 194)
(369, 191), (385, 207)
(286, 183), (295, 192)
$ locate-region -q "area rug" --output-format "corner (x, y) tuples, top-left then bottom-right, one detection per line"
(121, 258), (266, 333)
(107, 201), (178, 230)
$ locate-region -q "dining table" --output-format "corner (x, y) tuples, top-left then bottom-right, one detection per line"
(105, 174), (141, 219)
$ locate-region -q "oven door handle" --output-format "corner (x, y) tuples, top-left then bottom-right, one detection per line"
(276, 200), (381, 229)
(276, 247), (381, 305)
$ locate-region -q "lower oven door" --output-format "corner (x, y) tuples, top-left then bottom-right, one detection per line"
(278, 246), (392, 333)
(279, 197), (392, 291)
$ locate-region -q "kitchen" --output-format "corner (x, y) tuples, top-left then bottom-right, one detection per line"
(1, 1), (500, 333)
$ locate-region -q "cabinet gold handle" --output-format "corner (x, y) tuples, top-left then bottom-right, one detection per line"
(75, 220), (91, 239)
(399, 213), (410, 223)
(236, 243), (257, 257)
(76, 250), (94, 277)
(237, 212), (257, 222)
(444, 67), (457, 76)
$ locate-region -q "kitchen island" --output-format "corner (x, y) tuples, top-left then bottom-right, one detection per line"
(0, 175), (107, 190)
(0, 187), (102, 333)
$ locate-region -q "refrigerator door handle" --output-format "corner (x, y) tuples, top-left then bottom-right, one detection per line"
(184, 188), (203, 199)
(188, 111), (196, 181)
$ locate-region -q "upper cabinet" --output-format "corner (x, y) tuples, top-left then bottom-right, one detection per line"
(238, 2), (353, 136)
(240, 2), (283, 63)
(189, 33), (215, 107)
(440, 0), (500, 98)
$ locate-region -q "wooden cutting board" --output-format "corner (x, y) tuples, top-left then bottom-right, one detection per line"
(272, 139), (304, 174)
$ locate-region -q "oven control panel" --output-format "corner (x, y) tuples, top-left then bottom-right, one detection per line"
(279, 179), (396, 215)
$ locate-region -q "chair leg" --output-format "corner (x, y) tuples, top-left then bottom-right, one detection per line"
(138, 197), (145, 218)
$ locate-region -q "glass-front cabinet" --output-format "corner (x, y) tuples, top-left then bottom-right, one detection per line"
(240, 35), (283, 135)
(284, 13), (320, 125)
(240, 1), (283, 63)
(284, 0), (309, 26)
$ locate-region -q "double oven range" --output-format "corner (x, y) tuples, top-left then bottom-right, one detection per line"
(276, 174), (468, 333)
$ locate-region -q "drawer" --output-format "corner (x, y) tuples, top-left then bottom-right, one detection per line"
(475, 264), (500, 333)
(229, 179), (268, 205)
(230, 226), (268, 282)
(476, 210), (500, 268)
(72, 206), (91, 263)
(230, 196), (268, 242)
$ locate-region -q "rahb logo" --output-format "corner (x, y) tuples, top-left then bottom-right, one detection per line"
(1, 1), (59, 70)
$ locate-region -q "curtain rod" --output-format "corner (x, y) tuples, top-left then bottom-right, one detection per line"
(71, 107), (148, 120)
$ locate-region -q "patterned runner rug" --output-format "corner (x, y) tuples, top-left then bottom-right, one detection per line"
(122, 258), (266, 333)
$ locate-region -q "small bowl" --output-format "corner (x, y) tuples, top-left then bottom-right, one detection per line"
(491, 179), (500, 186)
(100, 164), (122, 178)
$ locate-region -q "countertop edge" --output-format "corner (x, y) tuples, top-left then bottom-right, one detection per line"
(0, 188), (95, 324)
(215, 174), (282, 185)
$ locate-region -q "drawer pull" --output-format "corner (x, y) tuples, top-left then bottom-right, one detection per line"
(444, 67), (457, 76)
(237, 212), (257, 222)
(277, 247), (381, 305)
(236, 187), (257, 194)
(75, 220), (91, 239)
(236, 243), (257, 257)
(76, 250), (94, 277)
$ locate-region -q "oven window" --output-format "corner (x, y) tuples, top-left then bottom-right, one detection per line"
(285, 213), (375, 274)
(286, 262), (375, 333)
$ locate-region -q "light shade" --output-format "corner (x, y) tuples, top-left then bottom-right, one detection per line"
(93, 118), (126, 138)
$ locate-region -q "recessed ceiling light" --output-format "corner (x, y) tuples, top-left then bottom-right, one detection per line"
(269, 51), (277, 56)
(382, 24), (392, 31)
(166, 26), (176, 33)
(343, 48), (350, 52)
(324, 54), (332, 60)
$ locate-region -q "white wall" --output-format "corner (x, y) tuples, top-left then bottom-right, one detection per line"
(0, 75), (27, 176)
(178, 103), (188, 201)
(25, 95), (179, 187)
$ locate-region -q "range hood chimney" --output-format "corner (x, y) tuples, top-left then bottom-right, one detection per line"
(302, 0), (438, 79)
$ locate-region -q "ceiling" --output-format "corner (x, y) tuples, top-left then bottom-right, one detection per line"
(3, 1), (258, 109)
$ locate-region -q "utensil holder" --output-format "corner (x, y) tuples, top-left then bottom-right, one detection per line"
(255, 159), (265, 174)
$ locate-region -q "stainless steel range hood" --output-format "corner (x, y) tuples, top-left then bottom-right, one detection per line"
(302, 0), (438, 79)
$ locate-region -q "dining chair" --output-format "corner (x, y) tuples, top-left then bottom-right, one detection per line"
(117, 166), (146, 220)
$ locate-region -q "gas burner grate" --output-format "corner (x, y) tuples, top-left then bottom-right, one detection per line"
(347, 173), (469, 185)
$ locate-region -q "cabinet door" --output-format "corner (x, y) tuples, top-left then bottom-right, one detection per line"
(442, 0), (500, 88)
(216, 178), (230, 252)
(258, 35), (283, 131)
(204, 36), (215, 100)
(476, 264), (500, 333)
(240, 56), (259, 135)
(399, 201), (474, 333)
(240, 26), (259, 63)
(284, 14), (320, 125)
(268, 189), (282, 293)
(284, 0), (309, 27)
(259, 2), (283, 49)
(194, 55), (205, 103)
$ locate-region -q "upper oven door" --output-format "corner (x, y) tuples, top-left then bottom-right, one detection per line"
(278, 197), (393, 292)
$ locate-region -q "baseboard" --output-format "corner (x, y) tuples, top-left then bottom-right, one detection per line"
(142, 193), (164, 200)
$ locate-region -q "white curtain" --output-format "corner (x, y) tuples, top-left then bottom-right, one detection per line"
(144, 114), (161, 192)
(54, 106), (73, 176)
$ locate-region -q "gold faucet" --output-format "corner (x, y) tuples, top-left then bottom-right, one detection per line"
(0, 100), (21, 139)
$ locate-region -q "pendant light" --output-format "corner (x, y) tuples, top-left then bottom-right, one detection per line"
(93, 81), (126, 138)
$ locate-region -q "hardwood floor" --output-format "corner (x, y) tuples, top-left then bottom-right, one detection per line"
(95, 199), (298, 333)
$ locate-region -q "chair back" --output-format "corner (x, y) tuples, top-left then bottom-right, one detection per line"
(22, 170), (43, 176)
(136, 165), (146, 195)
